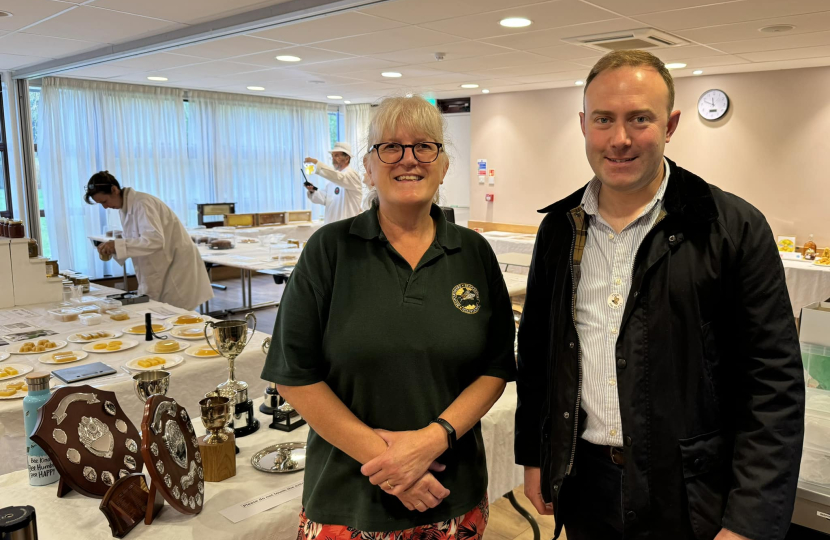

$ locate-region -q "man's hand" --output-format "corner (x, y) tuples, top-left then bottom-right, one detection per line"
(394, 472), (450, 512)
(361, 426), (448, 495)
(304, 184), (316, 193)
(98, 240), (116, 257)
(304, 157), (318, 165)
(523, 466), (553, 515)
(714, 529), (751, 540)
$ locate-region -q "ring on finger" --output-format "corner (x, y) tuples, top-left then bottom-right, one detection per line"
(384, 480), (395, 490)
(415, 501), (424, 507)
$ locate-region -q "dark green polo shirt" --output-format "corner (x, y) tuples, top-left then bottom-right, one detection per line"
(261, 204), (516, 532)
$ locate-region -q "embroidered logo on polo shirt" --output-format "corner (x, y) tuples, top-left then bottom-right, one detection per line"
(452, 283), (481, 314)
(334, 187), (340, 195)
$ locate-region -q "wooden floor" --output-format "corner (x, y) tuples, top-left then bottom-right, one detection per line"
(209, 275), (558, 539)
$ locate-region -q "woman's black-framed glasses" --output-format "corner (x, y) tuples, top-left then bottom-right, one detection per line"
(370, 142), (443, 164)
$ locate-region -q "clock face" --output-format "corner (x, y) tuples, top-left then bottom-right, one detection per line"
(698, 89), (729, 121)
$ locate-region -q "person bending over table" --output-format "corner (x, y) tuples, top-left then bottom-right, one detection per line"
(263, 95), (516, 538)
(85, 171), (213, 311)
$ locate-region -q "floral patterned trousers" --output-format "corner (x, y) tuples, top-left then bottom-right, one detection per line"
(297, 496), (489, 540)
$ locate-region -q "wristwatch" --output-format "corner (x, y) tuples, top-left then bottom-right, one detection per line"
(430, 418), (456, 450)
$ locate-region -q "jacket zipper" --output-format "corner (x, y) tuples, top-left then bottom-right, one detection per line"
(565, 211), (582, 476)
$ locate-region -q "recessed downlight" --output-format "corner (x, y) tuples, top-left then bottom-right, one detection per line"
(665, 63), (687, 69)
(247, 86), (265, 91)
(147, 76), (168, 81)
(482, 89), (490, 93)
(276, 55), (301, 62)
(760, 24), (795, 33)
(693, 70), (703, 75)
(575, 80), (584, 86)
(327, 95), (343, 100)
(500, 17), (531, 28)
(460, 83), (479, 89)
(382, 72), (402, 78)
(344, 100), (351, 104)
(0, 10), (13, 17)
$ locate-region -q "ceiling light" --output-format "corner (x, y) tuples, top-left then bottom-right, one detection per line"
(0, 11), (13, 17)
(247, 86), (265, 91)
(500, 17), (531, 28)
(147, 76), (168, 81)
(344, 101), (351, 104)
(693, 70), (703, 75)
(276, 55), (301, 62)
(760, 24), (795, 33)
(327, 95), (343, 100)
(482, 89), (490, 94)
(665, 63), (687, 70)
(382, 72), (402, 78)
(460, 83), (479, 89)
(575, 80), (584, 86)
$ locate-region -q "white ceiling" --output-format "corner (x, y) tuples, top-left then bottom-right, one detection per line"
(4, 0), (830, 104)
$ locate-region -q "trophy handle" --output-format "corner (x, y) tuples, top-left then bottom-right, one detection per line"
(245, 312), (257, 339)
(204, 321), (221, 355)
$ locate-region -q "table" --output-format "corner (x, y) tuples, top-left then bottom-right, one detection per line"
(497, 252), (533, 271)
(782, 259), (830, 317)
(0, 299), (271, 476)
(0, 383), (525, 540)
(482, 232), (537, 257)
(503, 272), (528, 297)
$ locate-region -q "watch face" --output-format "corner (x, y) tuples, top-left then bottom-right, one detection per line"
(698, 89), (729, 121)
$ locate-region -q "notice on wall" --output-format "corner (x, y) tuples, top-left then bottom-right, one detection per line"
(477, 159), (487, 184)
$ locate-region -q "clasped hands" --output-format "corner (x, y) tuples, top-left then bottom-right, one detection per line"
(360, 424), (449, 512)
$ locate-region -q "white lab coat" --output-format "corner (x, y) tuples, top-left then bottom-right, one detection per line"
(113, 188), (213, 310)
(307, 164), (363, 223)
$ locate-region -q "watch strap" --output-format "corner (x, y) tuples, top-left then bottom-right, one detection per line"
(430, 418), (456, 450)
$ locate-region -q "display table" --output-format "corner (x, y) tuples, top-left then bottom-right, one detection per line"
(0, 299), (270, 476)
(0, 383), (524, 540)
(782, 259), (830, 317)
(482, 232), (536, 257)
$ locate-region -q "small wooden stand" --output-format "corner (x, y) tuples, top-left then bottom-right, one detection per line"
(198, 433), (236, 482)
(99, 473), (162, 538)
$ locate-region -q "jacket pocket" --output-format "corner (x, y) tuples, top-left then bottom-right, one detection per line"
(679, 430), (728, 540)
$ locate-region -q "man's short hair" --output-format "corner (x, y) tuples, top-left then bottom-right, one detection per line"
(584, 50), (675, 114)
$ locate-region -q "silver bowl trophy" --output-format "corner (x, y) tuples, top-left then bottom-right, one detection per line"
(204, 313), (260, 437)
(133, 370), (170, 437)
(260, 337), (306, 432)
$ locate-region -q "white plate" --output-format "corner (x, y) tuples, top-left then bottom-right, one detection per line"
(144, 340), (188, 354)
(170, 326), (207, 341)
(813, 261), (830, 268)
(8, 340), (68, 355)
(67, 330), (123, 343)
(122, 323), (173, 335)
(82, 339), (139, 354)
(167, 314), (206, 327)
(39, 350), (89, 365)
(0, 364), (34, 382)
(185, 344), (221, 358)
(0, 378), (58, 400)
(126, 354), (184, 371)
(0, 352), (9, 363)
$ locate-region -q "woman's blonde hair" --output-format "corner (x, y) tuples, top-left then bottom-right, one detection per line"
(364, 95), (449, 206)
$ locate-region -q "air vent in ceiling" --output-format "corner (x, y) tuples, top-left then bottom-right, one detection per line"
(563, 28), (688, 53)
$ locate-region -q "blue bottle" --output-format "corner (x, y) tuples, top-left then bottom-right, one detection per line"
(23, 372), (59, 486)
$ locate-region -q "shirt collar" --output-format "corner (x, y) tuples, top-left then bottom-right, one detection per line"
(580, 157), (670, 219)
(120, 187), (133, 214)
(349, 203), (462, 250)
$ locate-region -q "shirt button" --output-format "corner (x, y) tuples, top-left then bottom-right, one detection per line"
(617, 358), (627, 369)
(610, 327), (618, 335)
(610, 429), (617, 437)
(669, 235), (676, 242)
(624, 436), (633, 447)
(608, 233), (615, 240)
(569, 342), (575, 349)
(609, 379), (616, 386)
(564, 412), (570, 419)
(614, 278), (621, 286)
(626, 511), (637, 521)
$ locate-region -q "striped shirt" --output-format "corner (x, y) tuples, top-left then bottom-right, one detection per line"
(576, 158), (670, 447)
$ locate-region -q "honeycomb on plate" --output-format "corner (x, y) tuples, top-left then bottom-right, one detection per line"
(52, 352), (77, 363)
(174, 315), (202, 325)
(78, 331), (109, 341)
(154, 340), (180, 353)
(0, 367), (20, 378)
(193, 346), (218, 357)
(93, 342), (108, 350)
(128, 324), (165, 333)
(137, 356), (166, 368)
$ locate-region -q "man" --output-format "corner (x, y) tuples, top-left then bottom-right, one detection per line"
(305, 141), (363, 223)
(515, 50), (804, 540)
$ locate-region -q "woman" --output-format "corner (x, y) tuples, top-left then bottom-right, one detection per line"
(84, 171), (213, 311)
(262, 96), (516, 538)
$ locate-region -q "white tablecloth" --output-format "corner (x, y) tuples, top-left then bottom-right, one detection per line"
(0, 300), (271, 475)
(481, 232), (537, 257)
(0, 383), (523, 540)
(783, 259), (830, 317)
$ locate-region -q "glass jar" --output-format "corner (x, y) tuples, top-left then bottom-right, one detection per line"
(27, 238), (38, 258)
(0, 218), (7, 237)
(45, 259), (59, 277)
(8, 220), (24, 238)
(803, 234), (818, 260)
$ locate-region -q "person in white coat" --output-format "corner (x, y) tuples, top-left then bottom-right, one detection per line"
(304, 142), (363, 223)
(85, 171), (213, 311)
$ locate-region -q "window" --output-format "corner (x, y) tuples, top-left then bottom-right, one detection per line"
(29, 86), (50, 257)
(328, 111), (339, 149)
(0, 87), (11, 218)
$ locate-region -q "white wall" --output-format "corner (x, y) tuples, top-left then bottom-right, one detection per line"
(441, 112), (470, 208)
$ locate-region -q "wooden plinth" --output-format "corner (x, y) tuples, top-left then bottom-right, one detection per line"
(198, 434), (236, 482)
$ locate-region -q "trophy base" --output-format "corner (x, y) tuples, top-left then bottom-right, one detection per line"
(233, 399), (260, 438)
(198, 433), (237, 482)
(235, 418), (260, 437)
(269, 410), (306, 432)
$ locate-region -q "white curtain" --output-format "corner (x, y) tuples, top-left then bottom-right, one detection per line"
(38, 77), (189, 278)
(343, 103), (374, 177)
(186, 91), (330, 220)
